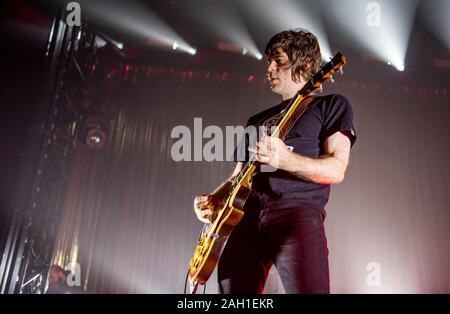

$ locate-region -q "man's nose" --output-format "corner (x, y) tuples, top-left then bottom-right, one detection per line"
(267, 60), (278, 72)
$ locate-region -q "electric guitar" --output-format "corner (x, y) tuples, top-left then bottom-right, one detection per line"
(188, 52), (347, 293)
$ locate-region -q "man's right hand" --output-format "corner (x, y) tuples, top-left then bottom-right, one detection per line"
(193, 164), (242, 224)
(193, 194), (217, 223)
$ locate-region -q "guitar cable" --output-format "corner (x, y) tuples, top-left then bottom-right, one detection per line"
(183, 268), (189, 294)
(183, 268), (207, 294)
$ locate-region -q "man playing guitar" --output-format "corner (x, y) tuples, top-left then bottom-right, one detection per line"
(193, 29), (356, 293)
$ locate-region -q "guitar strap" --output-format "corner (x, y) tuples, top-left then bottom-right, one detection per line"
(262, 94), (317, 137)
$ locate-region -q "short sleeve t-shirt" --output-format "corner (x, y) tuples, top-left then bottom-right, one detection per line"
(234, 94), (356, 213)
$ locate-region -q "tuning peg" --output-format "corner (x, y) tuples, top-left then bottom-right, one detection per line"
(339, 68), (344, 75)
(318, 85), (323, 93)
(330, 76), (335, 83)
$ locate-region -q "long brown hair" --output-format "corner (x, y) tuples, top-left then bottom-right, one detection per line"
(265, 28), (322, 82)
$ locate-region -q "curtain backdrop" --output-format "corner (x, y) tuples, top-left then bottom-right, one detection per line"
(52, 69), (450, 293)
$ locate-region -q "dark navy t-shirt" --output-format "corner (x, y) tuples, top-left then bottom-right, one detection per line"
(234, 94), (356, 213)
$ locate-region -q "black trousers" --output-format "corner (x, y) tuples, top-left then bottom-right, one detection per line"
(217, 207), (330, 294)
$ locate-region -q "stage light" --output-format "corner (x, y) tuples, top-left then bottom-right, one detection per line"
(94, 33), (123, 51)
(243, 47), (263, 61)
(95, 36), (107, 49)
(79, 115), (111, 150)
(387, 61), (405, 72)
(79, 0), (195, 55)
(393, 63), (405, 72)
(75, 96), (112, 150)
(327, 0), (418, 72)
(170, 41), (197, 55)
(243, 47), (262, 60)
(86, 128), (107, 148)
(188, 48), (197, 55)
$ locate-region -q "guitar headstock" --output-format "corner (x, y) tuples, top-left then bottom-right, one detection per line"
(300, 52), (347, 95)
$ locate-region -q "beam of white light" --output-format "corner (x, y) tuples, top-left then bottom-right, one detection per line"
(77, 0), (196, 55)
(240, 0), (332, 62)
(186, 1), (262, 60)
(421, 0), (450, 52)
(327, 0), (418, 71)
(95, 32), (123, 50)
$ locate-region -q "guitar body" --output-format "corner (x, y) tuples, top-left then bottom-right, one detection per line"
(188, 165), (255, 287)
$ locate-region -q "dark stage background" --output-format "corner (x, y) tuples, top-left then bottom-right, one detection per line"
(1, 0), (449, 293)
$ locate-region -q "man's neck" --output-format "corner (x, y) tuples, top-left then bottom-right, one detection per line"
(281, 93), (295, 101)
(281, 82), (307, 100)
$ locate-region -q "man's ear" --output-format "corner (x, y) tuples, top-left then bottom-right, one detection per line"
(301, 58), (313, 80)
(292, 71), (307, 84)
(302, 57), (312, 68)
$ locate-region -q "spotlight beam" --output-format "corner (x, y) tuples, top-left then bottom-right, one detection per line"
(422, 0), (450, 52)
(184, 1), (262, 60)
(327, 0), (418, 71)
(78, 0), (196, 55)
(240, 0), (333, 62)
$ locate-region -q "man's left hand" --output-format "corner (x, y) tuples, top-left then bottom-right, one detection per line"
(248, 135), (291, 170)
